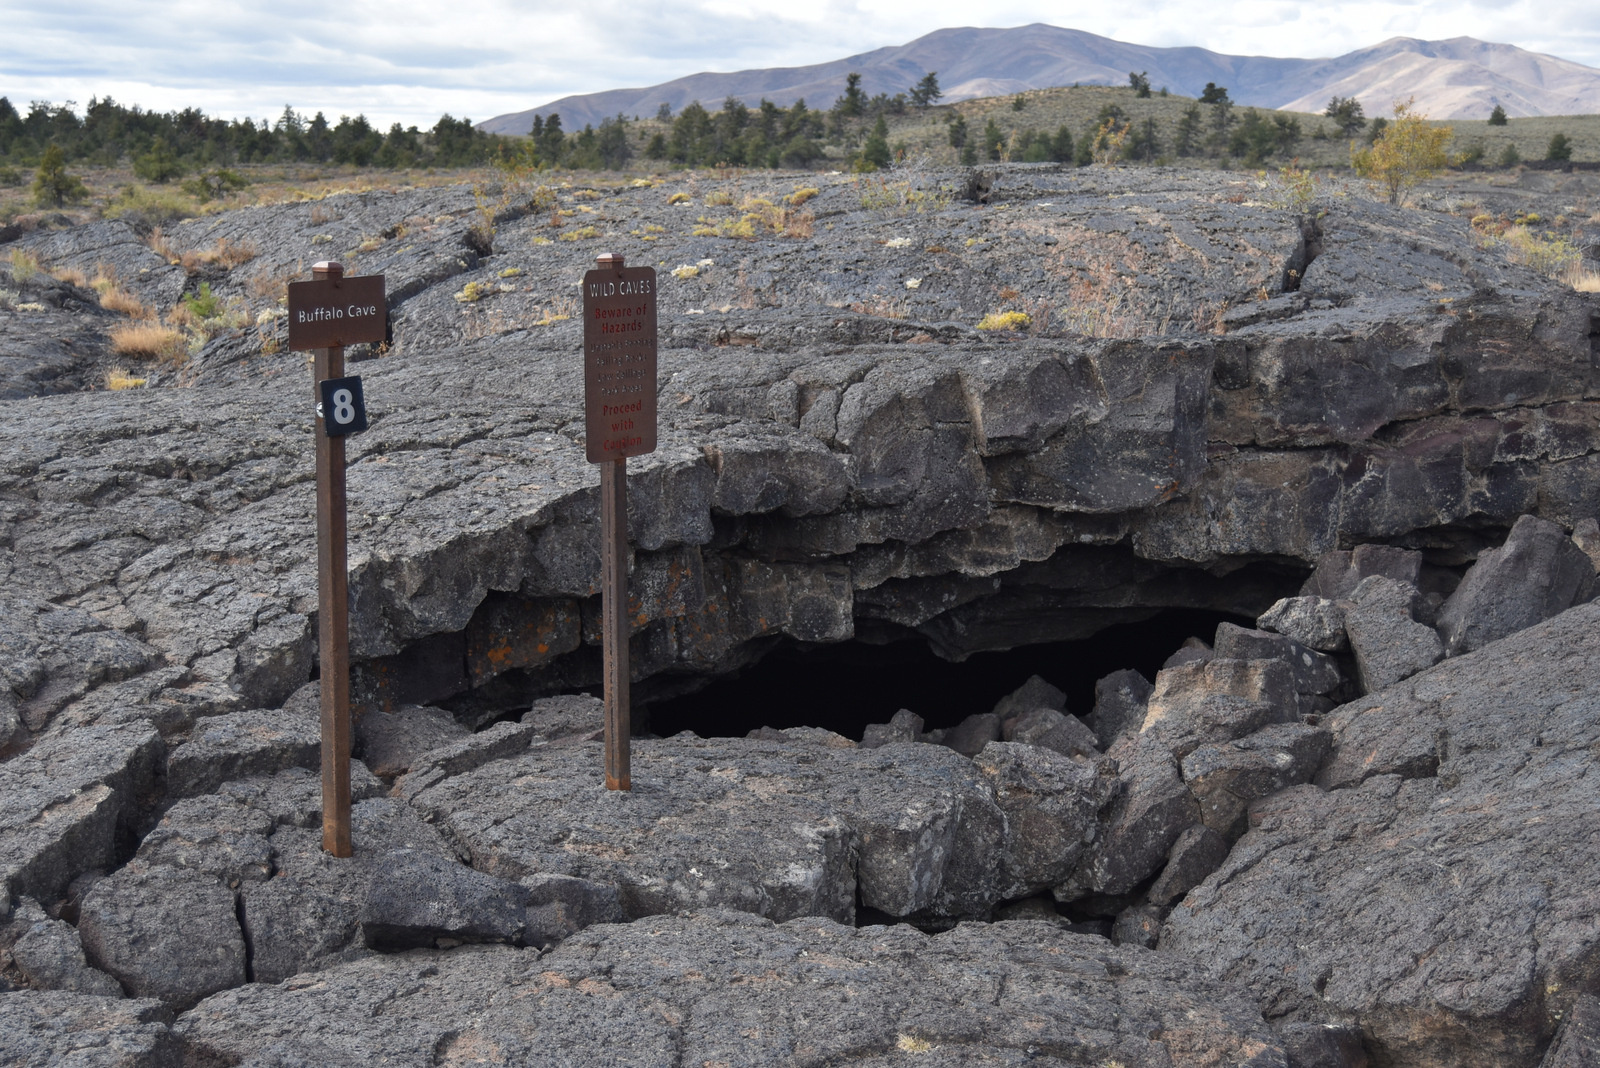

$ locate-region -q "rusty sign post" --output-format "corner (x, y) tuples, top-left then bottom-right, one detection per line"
(583, 253), (658, 791)
(287, 262), (386, 856)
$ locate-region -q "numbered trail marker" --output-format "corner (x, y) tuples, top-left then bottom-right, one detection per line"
(318, 376), (368, 436)
(287, 261), (383, 857)
(583, 253), (658, 791)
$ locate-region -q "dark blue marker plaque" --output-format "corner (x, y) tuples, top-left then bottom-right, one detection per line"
(318, 376), (368, 437)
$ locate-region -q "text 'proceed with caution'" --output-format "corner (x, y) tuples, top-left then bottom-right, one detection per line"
(583, 264), (658, 462)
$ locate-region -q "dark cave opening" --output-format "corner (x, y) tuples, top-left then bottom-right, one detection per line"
(641, 607), (1253, 742)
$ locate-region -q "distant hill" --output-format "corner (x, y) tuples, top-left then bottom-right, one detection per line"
(479, 25), (1600, 135)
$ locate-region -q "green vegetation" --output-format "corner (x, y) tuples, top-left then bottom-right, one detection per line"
(31, 144), (88, 206)
(1547, 132), (1573, 161)
(1488, 104), (1508, 126)
(0, 96), (507, 173)
(1352, 99), (1454, 204)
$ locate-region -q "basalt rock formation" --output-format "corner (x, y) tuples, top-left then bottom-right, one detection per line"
(2, 163), (1599, 1066)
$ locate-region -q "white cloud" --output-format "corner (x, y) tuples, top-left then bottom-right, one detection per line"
(1, 0), (1595, 128)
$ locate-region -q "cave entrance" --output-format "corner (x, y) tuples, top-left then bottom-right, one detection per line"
(641, 607), (1251, 741)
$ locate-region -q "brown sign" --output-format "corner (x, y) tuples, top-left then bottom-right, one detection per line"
(287, 273), (387, 350)
(583, 261), (658, 463)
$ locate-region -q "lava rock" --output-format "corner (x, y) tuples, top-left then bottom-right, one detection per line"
(392, 717), (540, 799)
(0, 721), (164, 910)
(9, 897), (125, 996)
(973, 742), (1117, 893)
(859, 708), (924, 748)
(173, 911), (1289, 1067)
(165, 706), (320, 799)
(1341, 576), (1443, 693)
(991, 673), (1067, 722)
(1161, 635), (1215, 670)
(522, 872), (626, 946)
(0, 991), (177, 1068)
(359, 848), (529, 950)
(1085, 668), (1153, 749)
(1147, 824), (1233, 907)
(1057, 730), (1200, 899)
(1569, 518), (1600, 575)
(353, 702), (469, 778)
(1214, 621), (1343, 694)
(131, 794), (274, 889)
(1437, 514), (1596, 656)
(1541, 994), (1600, 1068)
(746, 725), (856, 747)
(522, 691), (606, 743)
(1179, 722), (1333, 838)
(1010, 706), (1101, 757)
(1258, 595), (1349, 652)
(1301, 544), (1423, 599)
(1112, 903), (1163, 949)
(941, 711), (1002, 756)
(78, 865), (246, 1007)
(1163, 600), (1600, 1067)
(1275, 1021), (1371, 1068)
(1141, 657), (1299, 759)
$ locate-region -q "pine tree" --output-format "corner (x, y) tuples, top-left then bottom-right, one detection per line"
(1488, 104), (1508, 126)
(31, 143), (88, 207)
(910, 73), (942, 109)
(857, 115), (891, 170)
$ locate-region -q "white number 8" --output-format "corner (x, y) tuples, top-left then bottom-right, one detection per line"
(332, 388), (355, 424)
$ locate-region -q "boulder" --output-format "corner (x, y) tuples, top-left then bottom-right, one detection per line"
(858, 708), (923, 748)
(8, 897), (125, 996)
(940, 711), (1002, 756)
(1437, 514), (1596, 656)
(1085, 667), (1153, 749)
(0, 991), (177, 1068)
(1112, 903), (1163, 949)
(522, 691), (606, 743)
(522, 873), (626, 946)
(1569, 518), (1600, 575)
(165, 706), (320, 799)
(173, 911), (1289, 1067)
(1179, 722), (1333, 838)
(1257, 594), (1348, 652)
(1010, 706), (1101, 757)
(1162, 601), (1600, 1067)
(990, 673), (1067, 722)
(1141, 657), (1299, 759)
(1213, 622), (1344, 698)
(746, 725), (856, 747)
(973, 742), (1116, 894)
(359, 848), (529, 950)
(1161, 635), (1214, 670)
(352, 702), (469, 777)
(1301, 544), (1423, 599)
(1147, 824), (1232, 907)
(78, 865), (246, 1007)
(1057, 730), (1200, 899)
(1341, 576), (1443, 693)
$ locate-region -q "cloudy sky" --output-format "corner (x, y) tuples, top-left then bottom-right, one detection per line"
(3, 0), (1597, 129)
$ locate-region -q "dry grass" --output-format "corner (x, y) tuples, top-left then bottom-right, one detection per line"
(103, 365), (148, 390)
(51, 266), (88, 287)
(100, 288), (154, 318)
(146, 228), (179, 264)
(851, 295), (910, 319)
(1572, 270), (1600, 293)
(109, 321), (186, 362)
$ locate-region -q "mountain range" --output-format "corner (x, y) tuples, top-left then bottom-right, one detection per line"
(479, 25), (1600, 135)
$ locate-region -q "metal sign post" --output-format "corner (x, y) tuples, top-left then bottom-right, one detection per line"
(288, 261), (385, 856)
(582, 253), (658, 791)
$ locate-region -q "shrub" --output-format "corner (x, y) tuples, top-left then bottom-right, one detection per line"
(109, 322), (186, 362)
(104, 366), (148, 390)
(8, 247), (40, 283)
(785, 187), (819, 206)
(667, 191), (692, 205)
(31, 145), (88, 207)
(181, 169), (247, 203)
(133, 138), (183, 184)
(704, 190), (734, 206)
(180, 282), (224, 321)
(1351, 99), (1452, 204)
(1499, 143), (1521, 167)
(558, 225), (601, 241)
(104, 185), (199, 228)
(100, 288), (153, 319)
(977, 310), (1031, 331)
(0, 165), (21, 186)
(1547, 133), (1573, 162)
(1495, 225), (1583, 279)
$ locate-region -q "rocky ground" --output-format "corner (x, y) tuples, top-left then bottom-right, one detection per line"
(2, 162), (1599, 1066)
